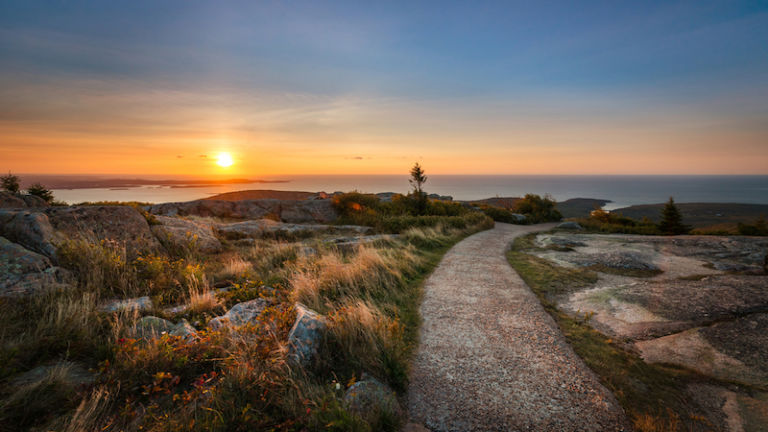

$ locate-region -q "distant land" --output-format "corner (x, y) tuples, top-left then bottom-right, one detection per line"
(612, 203), (768, 228)
(205, 189), (318, 201)
(16, 175), (287, 190)
(467, 197), (611, 219)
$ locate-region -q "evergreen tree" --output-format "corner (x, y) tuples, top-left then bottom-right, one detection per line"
(658, 197), (690, 235)
(409, 162), (428, 215)
(1, 172), (20, 194)
(27, 183), (54, 203)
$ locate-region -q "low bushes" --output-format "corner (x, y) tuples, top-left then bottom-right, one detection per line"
(331, 191), (491, 233)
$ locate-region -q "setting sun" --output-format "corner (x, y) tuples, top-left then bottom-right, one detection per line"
(216, 152), (234, 168)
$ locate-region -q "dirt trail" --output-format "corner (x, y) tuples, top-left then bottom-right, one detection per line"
(407, 223), (630, 431)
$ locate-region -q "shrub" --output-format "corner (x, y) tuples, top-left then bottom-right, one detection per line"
(1, 172), (20, 194)
(480, 206), (524, 224)
(737, 216), (768, 236)
(27, 183), (55, 203)
(513, 194), (562, 223)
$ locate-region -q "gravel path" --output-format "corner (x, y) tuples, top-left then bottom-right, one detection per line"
(407, 223), (630, 431)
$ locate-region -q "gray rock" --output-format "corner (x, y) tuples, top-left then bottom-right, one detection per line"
(557, 221), (584, 230)
(0, 210), (58, 259)
(134, 316), (197, 340)
(45, 206), (162, 257)
(288, 303), (327, 366)
(510, 213), (527, 223)
(99, 296), (153, 313)
(208, 298), (269, 330)
(148, 198), (338, 224)
(20, 194), (49, 208)
(0, 236), (71, 296)
(0, 191), (27, 208)
(10, 361), (94, 388)
(343, 374), (402, 424)
(218, 219), (370, 240)
(151, 215), (222, 254)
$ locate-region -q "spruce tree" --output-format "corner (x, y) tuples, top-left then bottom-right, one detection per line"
(658, 197), (690, 235)
(409, 162), (428, 215)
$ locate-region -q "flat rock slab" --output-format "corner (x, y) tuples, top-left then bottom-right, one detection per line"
(407, 223), (630, 431)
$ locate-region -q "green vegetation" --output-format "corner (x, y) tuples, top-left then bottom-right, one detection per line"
(507, 234), (724, 432)
(575, 207), (661, 235)
(26, 183), (55, 203)
(658, 197), (691, 235)
(737, 216), (768, 236)
(0, 201), (493, 431)
(331, 191), (491, 234)
(409, 162), (428, 215)
(1, 172), (21, 194)
(477, 193), (562, 224)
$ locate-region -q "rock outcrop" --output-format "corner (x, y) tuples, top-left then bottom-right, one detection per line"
(0, 236), (71, 297)
(46, 206), (162, 256)
(151, 215), (222, 253)
(0, 191), (49, 209)
(288, 303), (326, 366)
(0, 206), (162, 263)
(217, 219), (370, 240)
(147, 199), (337, 223)
(208, 298), (269, 330)
(0, 210), (59, 259)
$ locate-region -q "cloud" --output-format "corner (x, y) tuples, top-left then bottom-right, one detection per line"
(199, 154), (207, 158)
(346, 156), (364, 160)
(176, 155), (183, 158)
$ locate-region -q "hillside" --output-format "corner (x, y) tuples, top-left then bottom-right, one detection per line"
(204, 189), (319, 201)
(612, 202), (768, 228)
(467, 197), (610, 219)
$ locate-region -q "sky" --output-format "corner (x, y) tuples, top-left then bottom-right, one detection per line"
(1, 0), (767, 176)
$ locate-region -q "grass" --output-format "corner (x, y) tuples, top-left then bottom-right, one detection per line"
(0, 204), (493, 431)
(507, 234), (723, 432)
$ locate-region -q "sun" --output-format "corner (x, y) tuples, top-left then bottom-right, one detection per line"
(216, 152), (234, 167)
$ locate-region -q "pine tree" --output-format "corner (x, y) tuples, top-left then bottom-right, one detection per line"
(27, 183), (54, 203)
(658, 197), (690, 235)
(409, 162), (428, 215)
(1, 172), (20, 194)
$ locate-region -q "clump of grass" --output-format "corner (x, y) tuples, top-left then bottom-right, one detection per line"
(507, 235), (716, 431)
(0, 362), (83, 430)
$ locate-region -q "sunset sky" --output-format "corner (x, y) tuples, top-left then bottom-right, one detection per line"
(1, 1), (767, 176)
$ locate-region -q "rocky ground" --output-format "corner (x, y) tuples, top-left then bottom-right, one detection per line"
(529, 231), (768, 431)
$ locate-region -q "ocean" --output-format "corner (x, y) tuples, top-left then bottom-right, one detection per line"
(50, 175), (768, 210)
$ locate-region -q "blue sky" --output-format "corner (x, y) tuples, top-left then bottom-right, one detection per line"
(1, 1), (767, 174)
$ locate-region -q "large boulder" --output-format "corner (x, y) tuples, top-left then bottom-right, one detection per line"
(0, 191), (49, 209)
(342, 374), (402, 425)
(0, 236), (71, 297)
(0, 192), (27, 208)
(0, 210), (58, 259)
(151, 215), (222, 254)
(208, 298), (269, 330)
(147, 199), (338, 224)
(557, 221), (584, 230)
(20, 195), (49, 208)
(288, 303), (327, 366)
(45, 206), (162, 256)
